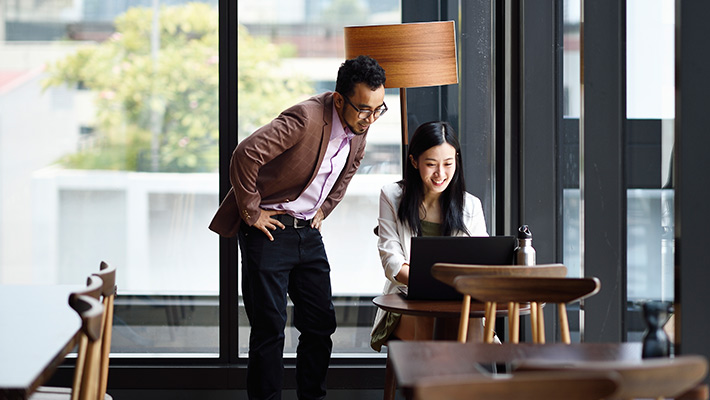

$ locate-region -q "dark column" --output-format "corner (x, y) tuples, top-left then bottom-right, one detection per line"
(581, 0), (627, 342)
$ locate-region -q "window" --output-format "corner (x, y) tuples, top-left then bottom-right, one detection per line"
(562, 0), (582, 281)
(0, 0), (220, 356)
(558, 0), (674, 342)
(236, 0), (402, 357)
(625, 0), (675, 341)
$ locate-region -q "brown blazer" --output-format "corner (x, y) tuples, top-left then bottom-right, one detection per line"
(209, 92), (368, 237)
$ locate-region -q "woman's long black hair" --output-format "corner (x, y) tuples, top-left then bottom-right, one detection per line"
(397, 121), (468, 236)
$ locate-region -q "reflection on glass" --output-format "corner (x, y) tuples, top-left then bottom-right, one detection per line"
(0, 1), (219, 356)
(626, 0), (674, 305)
(237, 0), (402, 356)
(562, 0), (582, 280)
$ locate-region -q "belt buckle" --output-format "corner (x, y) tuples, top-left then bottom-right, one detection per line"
(293, 217), (308, 229)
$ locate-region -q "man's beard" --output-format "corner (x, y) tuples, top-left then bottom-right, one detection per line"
(345, 120), (368, 136)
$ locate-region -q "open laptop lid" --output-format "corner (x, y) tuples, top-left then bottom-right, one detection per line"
(407, 236), (517, 300)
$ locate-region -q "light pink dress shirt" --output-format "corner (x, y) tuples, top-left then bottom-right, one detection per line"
(264, 104), (354, 220)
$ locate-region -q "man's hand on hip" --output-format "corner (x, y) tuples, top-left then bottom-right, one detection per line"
(252, 209), (287, 241)
(311, 208), (325, 231)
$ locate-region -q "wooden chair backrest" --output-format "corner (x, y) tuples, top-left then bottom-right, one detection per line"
(74, 275), (103, 301)
(454, 276), (600, 304)
(515, 355), (709, 400)
(413, 371), (620, 400)
(92, 261), (116, 400)
(453, 276), (601, 344)
(431, 264), (568, 343)
(94, 261), (116, 299)
(431, 263), (568, 287)
(65, 276), (103, 400)
(67, 294), (104, 400)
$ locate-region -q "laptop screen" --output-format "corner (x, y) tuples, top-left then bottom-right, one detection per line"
(407, 236), (516, 300)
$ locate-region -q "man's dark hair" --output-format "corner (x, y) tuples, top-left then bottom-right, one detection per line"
(335, 55), (386, 98)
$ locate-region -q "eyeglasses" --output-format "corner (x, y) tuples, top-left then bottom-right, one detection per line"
(342, 95), (388, 120)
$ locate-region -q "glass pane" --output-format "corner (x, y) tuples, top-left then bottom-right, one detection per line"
(237, 0), (401, 357)
(626, 0), (674, 340)
(561, 0), (582, 341)
(0, 1), (219, 356)
(562, 0), (582, 278)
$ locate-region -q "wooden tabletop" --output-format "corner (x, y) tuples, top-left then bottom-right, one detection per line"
(0, 284), (82, 400)
(387, 341), (643, 389)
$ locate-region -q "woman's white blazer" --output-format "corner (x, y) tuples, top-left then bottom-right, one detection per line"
(371, 182), (489, 336)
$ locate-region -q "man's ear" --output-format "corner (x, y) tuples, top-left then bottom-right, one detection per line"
(333, 92), (344, 109)
(409, 154), (417, 169)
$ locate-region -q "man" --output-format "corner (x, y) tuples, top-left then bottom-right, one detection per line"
(209, 55), (387, 400)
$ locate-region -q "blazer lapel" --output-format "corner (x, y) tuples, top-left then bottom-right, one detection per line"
(299, 93), (333, 195)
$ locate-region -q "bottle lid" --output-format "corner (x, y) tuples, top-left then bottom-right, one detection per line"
(518, 225), (532, 239)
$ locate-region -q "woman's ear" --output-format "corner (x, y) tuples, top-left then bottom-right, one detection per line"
(409, 154), (417, 169)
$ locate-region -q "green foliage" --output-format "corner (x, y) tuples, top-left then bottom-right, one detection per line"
(45, 3), (312, 172)
(45, 3), (220, 172)
(237, 24), (312, 141)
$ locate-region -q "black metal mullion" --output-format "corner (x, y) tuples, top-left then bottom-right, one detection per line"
(674, 1), (710, 364)
(580, 0), (627, 342)
(502, 0), (519, 238)
(459, 0), (496, 233)
(518, 0), (560, 341)
(219, 0), (241, 366)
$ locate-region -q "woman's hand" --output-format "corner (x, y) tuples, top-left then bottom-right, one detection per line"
(395, 263), (410, 285)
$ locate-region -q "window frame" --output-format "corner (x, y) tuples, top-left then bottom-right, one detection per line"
(43, 0), (502, 391)
(50, 0), (710, 392)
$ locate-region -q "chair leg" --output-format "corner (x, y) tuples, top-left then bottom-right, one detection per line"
(70, 336), (88, 400)
(559, 303), (571, 344)
(483, 301), (493, 341)
(384, 354), (396, 400)
(99, 295), (114, 399)
(458, 295), (471, 343)
(484, 302), (492, 326)
(537, 303), (545, 344)
(484, 302), (497, 343)
(509, 302), (520, 343)
(80, 339), (102, 400)
(531, 302), (538, 343)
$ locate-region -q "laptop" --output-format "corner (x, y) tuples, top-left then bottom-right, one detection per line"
(404, 236), (517, 300)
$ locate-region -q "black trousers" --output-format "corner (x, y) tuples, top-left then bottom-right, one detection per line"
(238, 223), (336, 400)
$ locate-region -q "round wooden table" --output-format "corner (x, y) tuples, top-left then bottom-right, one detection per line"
(373, 293), (530, 341)
(374, 293), (533, 400)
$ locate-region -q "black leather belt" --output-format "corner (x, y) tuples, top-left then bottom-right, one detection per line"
(273, 214), (311, 229)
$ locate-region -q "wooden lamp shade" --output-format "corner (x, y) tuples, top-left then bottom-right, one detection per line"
(344, 21), (458, 88)
(344, 21), (458, 164)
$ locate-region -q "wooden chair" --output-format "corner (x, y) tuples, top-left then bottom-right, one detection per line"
(413, 370), (620, 400)
(515, 354), (709, 400)
(31, 294), (104, 400)
(31, 276), (104, 400)
(93, 261), (117, 400)
(453, 276), (600, 344)
(431, 263), (568, 342)
(33, 263), (116, 400)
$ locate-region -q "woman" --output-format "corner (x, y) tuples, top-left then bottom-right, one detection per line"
(370, 120), (488, 351)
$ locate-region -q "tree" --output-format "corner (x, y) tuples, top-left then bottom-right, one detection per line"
(237, 24), (312, 141)
(45, 4), (311, 172)
(44, 4), (217, 172)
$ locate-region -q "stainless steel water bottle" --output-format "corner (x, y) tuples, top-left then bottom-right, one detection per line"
(515, 225), (536, 265)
